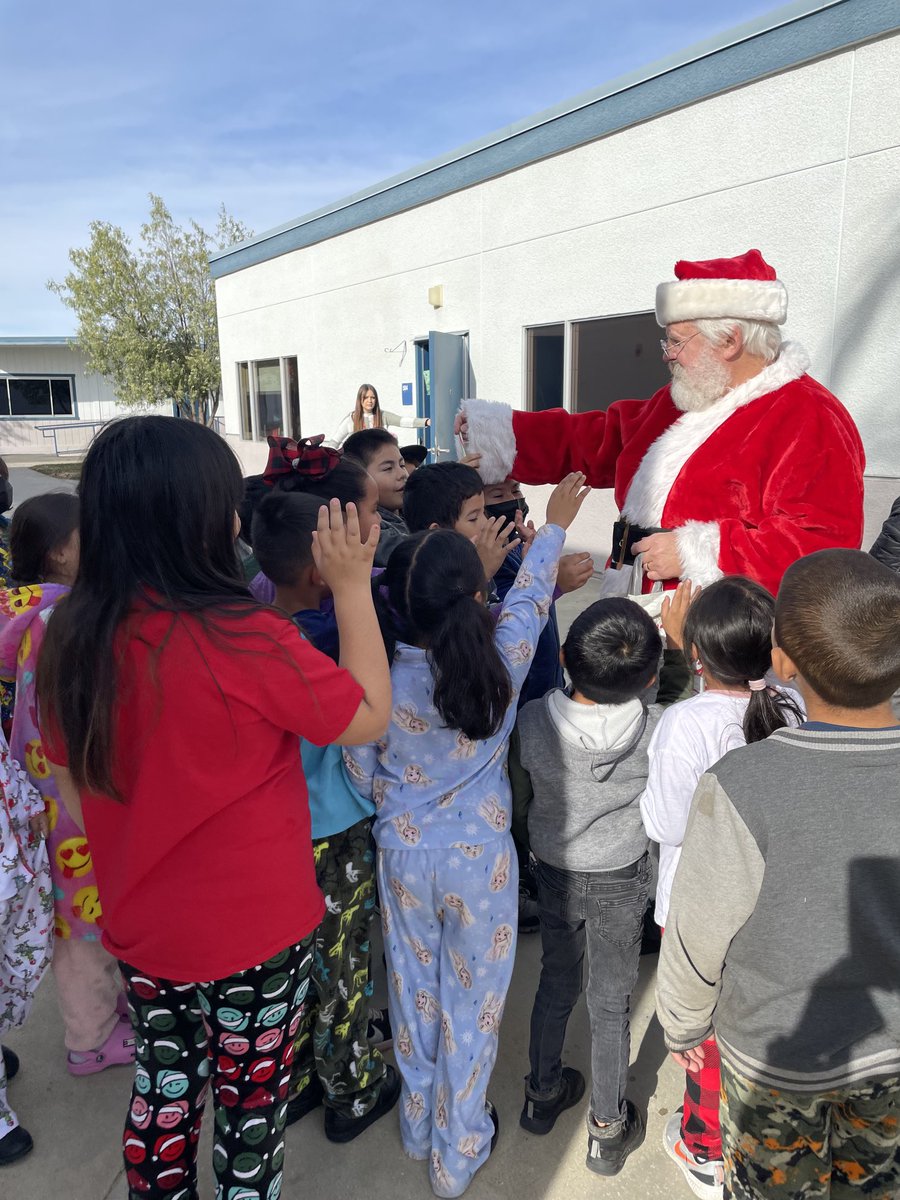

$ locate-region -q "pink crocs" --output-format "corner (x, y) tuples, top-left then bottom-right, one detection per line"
(67, 1015), (136, 1077)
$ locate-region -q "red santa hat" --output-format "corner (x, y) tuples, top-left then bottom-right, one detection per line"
(655, 249), (787, 327)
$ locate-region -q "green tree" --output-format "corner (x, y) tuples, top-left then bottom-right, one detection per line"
(49, 194), (252, 424)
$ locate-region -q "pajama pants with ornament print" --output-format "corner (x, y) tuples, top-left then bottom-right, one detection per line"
(119, 936), (313, 1200)
(377, 836), (518, 1199)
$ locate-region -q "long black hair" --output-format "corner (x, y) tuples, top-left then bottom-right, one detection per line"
(10, 492), (79, 583)
(379, 529), (512, 740)
(36, 416), (274, 797)
(683, 575), (802, 743)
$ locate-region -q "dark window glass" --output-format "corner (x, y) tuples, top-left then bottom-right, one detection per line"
(0, 380), (9, 416)
(50, 378), (73, 415)
(9, 378), (52, 416)
(572, 312), (668, 413)
(526, 325), (565, 412)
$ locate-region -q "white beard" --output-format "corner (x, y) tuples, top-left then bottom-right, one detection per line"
(670, 347), (731, 413)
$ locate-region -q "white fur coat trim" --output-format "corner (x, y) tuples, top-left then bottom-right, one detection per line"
(622, 341), (810, 528)
(676, 521), (722, 587)
(461, 397), (516, 484)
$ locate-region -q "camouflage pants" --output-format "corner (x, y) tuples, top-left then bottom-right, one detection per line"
(720, 1058), (900, 1198)
(289, 817), (386, 1116)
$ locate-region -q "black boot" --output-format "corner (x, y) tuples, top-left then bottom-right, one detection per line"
(585, 1099), (645, 1176)
(0, 1126), (33, 1167)
(1, 1047), (19, 1082)
(324, 1063), (401, 1144)
(520, 1067), (586, 1134)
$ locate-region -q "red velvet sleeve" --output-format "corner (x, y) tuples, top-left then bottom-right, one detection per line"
(716, 398), (866, 595)
(510, 396), (665, 490)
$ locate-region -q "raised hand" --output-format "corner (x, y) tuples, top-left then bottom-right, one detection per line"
(545, 472), (590, 531)
(660, 580), (701, 650)
(475, 514), (520, 579)
(557, 552), (594, 594)
(311, 499), (379, 592)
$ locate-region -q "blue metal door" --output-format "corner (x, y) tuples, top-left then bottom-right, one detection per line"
(428, 331), (468, 461)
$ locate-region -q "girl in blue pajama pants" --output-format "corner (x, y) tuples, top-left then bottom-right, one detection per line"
(344, 475), (586, 1197)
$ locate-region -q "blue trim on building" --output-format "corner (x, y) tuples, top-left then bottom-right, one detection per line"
(210, 0), (900, 280)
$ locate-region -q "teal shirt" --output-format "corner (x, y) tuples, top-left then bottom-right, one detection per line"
(291, 614), (374, 840)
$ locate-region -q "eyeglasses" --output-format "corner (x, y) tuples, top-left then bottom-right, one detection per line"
(659, 331), (700, 360)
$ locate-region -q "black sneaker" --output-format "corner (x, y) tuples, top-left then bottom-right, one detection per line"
(324, 1063), (401, 1144)
(486, 1099), (500, 1153)
(520, 1067), (586, 1134)
(585, 1099), (645, 1176)
(366, 1006), (393, 1051)
(285, 1075), (325, 1127)
(1, 1046), (19, 1082)
(0, 1125), (33, 1167)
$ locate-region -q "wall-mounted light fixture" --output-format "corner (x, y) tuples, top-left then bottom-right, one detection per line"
(428, 285), (444, 309)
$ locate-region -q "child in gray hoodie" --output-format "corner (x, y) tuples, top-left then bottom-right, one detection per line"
(510, 597), (662, 1179)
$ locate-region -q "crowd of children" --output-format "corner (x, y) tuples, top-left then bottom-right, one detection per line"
(0, 422), (897, 1200)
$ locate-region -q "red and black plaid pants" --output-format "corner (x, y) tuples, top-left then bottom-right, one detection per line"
(682, 1034), (722, 1160)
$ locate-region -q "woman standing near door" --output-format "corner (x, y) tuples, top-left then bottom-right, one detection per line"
(328, 384), (429, 448)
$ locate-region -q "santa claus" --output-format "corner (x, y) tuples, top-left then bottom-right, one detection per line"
(457, 250), (865, 596)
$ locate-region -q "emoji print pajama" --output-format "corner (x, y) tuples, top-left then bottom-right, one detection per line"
(119, 936), (313, 1200)
(378, 837), (518, 1198)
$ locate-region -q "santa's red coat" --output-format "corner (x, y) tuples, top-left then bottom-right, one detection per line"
(469, 343), (865, 596)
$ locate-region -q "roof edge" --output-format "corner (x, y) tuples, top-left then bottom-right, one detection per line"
(210, 0), (899, 280)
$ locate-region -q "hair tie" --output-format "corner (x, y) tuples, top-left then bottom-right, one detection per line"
(747, 678), (767, 691)
(263, 435), (342, 487)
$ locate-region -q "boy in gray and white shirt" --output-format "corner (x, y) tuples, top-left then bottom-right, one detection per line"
(511, 597), (662, 1179)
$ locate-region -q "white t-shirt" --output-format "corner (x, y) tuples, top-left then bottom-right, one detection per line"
(639, 688), (801, 927)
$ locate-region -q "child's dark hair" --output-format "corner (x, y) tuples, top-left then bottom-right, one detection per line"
(342, 427), (398, 467)
(241, 456), (370, 548)
(402, 462), (483, 532)
(379, 529), (512, 740)
(10, 492), (79, 583)
(684, 576), (802, 742)
(775, 549), (900, 708)
(36, 416), (276, 798)
(251, 492), (321, 587)
(564, 598), (661, 704)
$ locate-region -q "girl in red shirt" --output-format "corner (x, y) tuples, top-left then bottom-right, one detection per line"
(37, 416), (390, 1200)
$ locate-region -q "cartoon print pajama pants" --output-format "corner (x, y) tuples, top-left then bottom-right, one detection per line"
(289, 817), (386, 1116)
(377, 835), (518, 1199)
(119, 936), (313, 1200)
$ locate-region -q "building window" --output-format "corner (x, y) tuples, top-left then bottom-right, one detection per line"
(237, 357), (300, 441)
(571, 312), (668, 413)
(238, 363), (252, 440)
(0, 376), (75, 417)
(525, 324), (565, 412)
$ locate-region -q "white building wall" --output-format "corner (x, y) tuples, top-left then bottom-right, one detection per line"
(0, 343), (126, 454)
(215, 33), (900, 482)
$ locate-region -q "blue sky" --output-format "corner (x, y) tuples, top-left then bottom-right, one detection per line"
(1, 0), (786, 333)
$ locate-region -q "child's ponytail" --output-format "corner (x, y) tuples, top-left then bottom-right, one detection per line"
(683, 576), (803, 744)
(382, 529), (512, 740)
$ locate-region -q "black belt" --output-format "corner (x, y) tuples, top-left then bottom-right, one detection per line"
(611, 519), (671, 569)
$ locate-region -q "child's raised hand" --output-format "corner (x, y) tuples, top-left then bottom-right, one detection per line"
(29, 811), (49, 843)
(660, 580), (700, 650)
(557, 552), (594, 594)
(515, 510), (537, 555)
(311, 499), (379, 592)
(475, 515), (520, 579)
(545, 472), (591, 530)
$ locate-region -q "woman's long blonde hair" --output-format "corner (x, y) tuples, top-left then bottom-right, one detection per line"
(351, 383), (382, 432)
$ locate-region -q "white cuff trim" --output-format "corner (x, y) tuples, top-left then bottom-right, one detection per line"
(460, 397), (516, 483)
(676, 521), (723, 587)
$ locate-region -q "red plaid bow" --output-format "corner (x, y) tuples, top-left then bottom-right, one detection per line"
(263, 435), (342, 487)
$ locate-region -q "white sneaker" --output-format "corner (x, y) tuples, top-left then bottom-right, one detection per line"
(662, 1112), (724, 1200)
